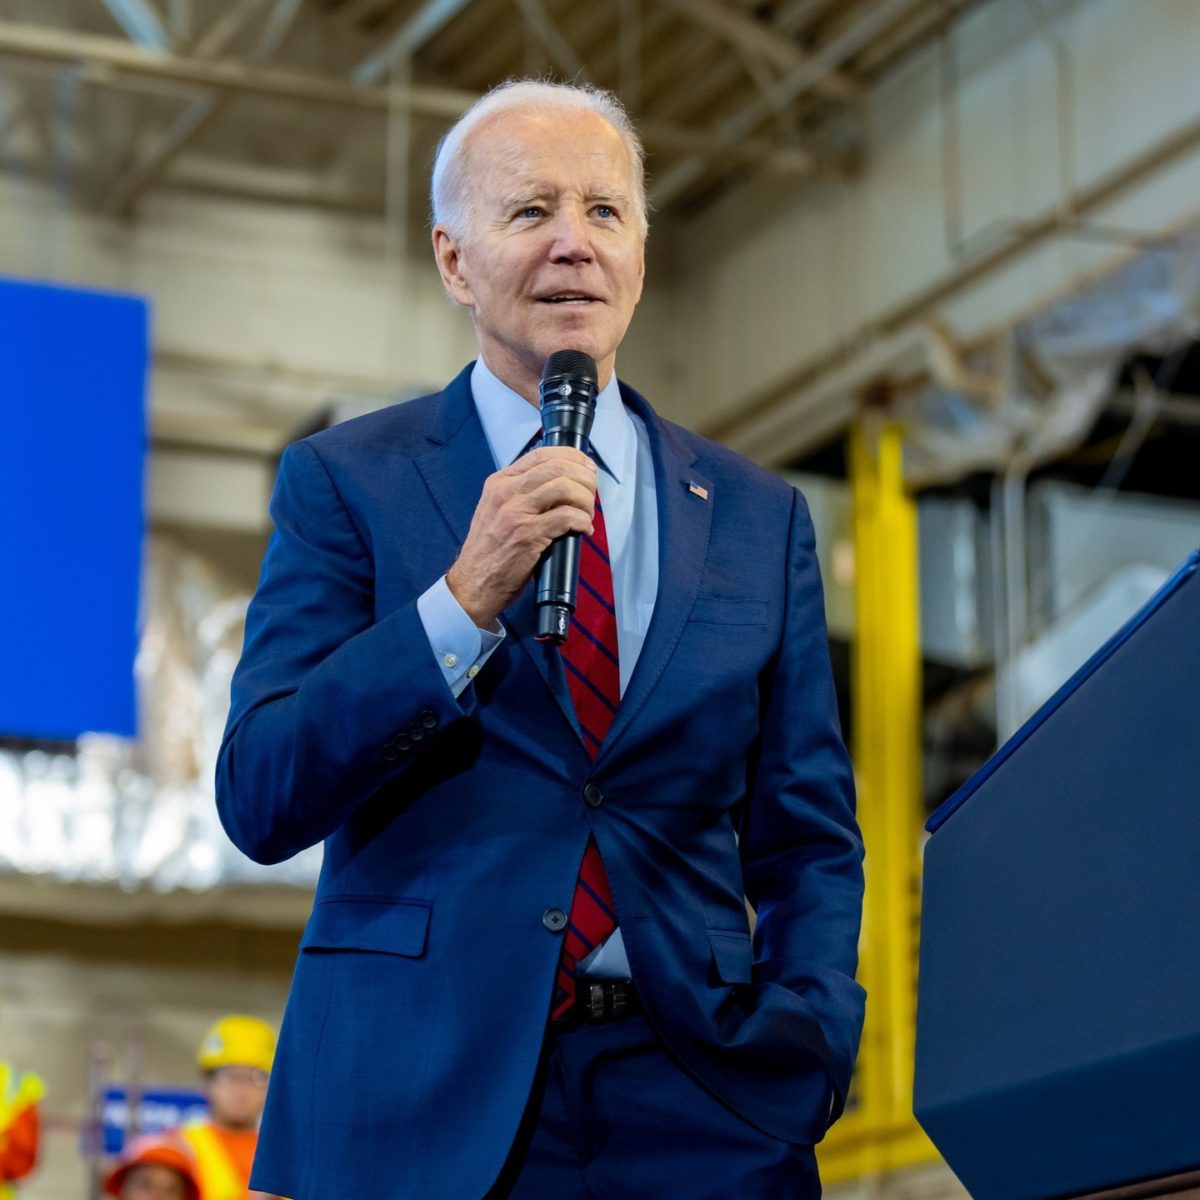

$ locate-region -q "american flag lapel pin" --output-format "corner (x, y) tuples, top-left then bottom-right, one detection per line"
(687, 481), (709, 501)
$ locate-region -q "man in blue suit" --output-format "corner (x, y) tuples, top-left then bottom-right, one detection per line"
(217, 79), (864, 1199)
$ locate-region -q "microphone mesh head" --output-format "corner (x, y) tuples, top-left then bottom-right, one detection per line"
(542, 349), (598, 384)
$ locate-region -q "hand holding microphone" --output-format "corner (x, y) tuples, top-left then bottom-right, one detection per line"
(445, 351), (598, 633)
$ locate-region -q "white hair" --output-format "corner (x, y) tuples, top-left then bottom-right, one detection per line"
(430, 79), (648, 239)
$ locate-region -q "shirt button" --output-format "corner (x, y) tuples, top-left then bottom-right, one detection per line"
(467, 665), (480, 679)
(543, 908), (568, 933)
(420, 710), (438, 729)
(583, 783), (604, 808)
(442, 653), (458, 669)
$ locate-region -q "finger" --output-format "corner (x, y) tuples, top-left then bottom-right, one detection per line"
(507, 445), (596, 474)
(506, 458), (598, 498)
(518, 475), (597, 516)
(533, 505), (595, 542)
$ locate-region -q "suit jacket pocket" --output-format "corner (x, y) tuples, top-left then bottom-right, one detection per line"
(300, 895), (432, 957)
(708, 928), (753, 984)
(689, 597), (768, 626)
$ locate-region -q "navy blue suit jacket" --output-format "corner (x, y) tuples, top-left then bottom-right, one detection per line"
(217, 364), (865, 1200)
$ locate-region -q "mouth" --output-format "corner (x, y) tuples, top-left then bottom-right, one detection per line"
(535, 292), (602, 305)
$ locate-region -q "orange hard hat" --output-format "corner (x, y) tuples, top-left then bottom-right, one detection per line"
(103, 1133), (201, 1200)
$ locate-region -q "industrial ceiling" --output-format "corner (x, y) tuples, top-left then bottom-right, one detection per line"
(0, 0), (970, 228)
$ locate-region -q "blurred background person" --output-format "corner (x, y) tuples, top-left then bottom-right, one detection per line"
(103, 1134), (201, 1200)
(0, 996), (43, 1200)
(178, 1017), (281, 1200)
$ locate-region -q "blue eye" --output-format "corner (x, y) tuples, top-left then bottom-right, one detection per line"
(594, 205), (616, 219)
(519, 206), (544, 219)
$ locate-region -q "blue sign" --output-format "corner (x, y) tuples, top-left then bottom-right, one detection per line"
(0, 276), (148, 741)
(98, 1085), (209, 1155)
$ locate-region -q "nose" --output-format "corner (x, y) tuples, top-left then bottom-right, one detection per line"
(548, 206), (593, 264)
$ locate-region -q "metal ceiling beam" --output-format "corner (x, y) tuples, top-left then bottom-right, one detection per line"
(512, 0), (588, 81)
(657, 0), (858, 103)
(638, 117), (815, 173)
(647, 0), (840, 126)
(99, 0), (171, 51)
(650, 0), (936, 208)
(505, 0), (822, 176)
(0, 21), (817, 195)
(351, 0), (475, 85)
(102, 0), (303, 216)
(166, 0), (192, 46)
(163, 152), (377, 213)
(0, 21), (476, 118)
(187, 0), (271, 56)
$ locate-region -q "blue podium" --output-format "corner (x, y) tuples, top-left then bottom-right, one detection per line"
(915, 550), (1200, 1200)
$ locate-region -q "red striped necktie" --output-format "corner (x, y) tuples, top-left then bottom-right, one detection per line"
(551, 491), (620, 1020)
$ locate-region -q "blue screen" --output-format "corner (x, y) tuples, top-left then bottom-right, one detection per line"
(0, 277), (148, 740)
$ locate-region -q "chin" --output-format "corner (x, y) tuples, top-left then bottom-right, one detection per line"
(542, 327), (610, 359)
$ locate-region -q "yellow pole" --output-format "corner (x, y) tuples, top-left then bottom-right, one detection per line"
(818, 414), (935, 1182)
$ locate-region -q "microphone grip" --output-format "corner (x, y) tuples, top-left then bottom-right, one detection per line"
(535, 426), (587, 645)
(536, 535), (581, 642)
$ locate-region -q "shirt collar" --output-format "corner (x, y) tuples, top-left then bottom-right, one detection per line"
(469, 357), (634, 484)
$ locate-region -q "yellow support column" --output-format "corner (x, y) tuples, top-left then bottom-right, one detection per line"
(817, 415), (937, 1182)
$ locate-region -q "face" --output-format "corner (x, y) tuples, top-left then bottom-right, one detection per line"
(121, 1164), (188, 1200)
(433, 107), (646, 402)
(204, 1065), (268, 1129)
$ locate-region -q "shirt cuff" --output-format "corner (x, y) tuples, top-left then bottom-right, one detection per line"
(417, 575), (505, 699)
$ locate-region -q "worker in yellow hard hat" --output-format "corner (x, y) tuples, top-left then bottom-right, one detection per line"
(177, 1017), (283, 1200)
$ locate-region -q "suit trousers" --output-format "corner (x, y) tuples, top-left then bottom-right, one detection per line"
(486, 1013), (821, 1200)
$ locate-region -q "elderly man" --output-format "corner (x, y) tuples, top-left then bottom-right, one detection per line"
(217, 80), (864, 1199)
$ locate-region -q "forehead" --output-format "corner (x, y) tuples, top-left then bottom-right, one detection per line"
(460, 108), (632, 198)
(127, 1163), (183, 1188)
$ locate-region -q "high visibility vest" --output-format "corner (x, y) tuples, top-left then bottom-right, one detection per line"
(180, 1122), (247, 1200)
(0, 1061), (44, 1200)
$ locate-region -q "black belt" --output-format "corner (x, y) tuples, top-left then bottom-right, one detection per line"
(552, 978), (641, 1030)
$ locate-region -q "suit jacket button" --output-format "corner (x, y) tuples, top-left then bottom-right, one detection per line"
(543, 908), (567, 933)
(583, 783), (604, 808)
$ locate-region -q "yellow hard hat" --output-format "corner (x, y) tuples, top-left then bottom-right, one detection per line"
(196, 1015), (276, 1074)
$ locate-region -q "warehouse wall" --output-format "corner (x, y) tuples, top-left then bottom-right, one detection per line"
(660, 0), (1200, 438)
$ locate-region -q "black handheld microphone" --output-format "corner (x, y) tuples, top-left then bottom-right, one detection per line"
(535, 349), (600, 644)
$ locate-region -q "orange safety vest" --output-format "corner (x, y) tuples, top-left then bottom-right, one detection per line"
(180, 1122), (251, 1200)
(0, 1061), (43, 1200)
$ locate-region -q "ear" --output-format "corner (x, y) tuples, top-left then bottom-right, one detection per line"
(432, 225), (474, 308)
(631, 237), (646, 307)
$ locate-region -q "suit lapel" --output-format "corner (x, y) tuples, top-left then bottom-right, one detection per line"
(412, 370), (714, 764)
(413, 366), (496, 548)
(596, 384), (714, 765)
(413, 366), (582, 745)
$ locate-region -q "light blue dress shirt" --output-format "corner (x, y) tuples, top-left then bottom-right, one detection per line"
(416, 357), (659, 979)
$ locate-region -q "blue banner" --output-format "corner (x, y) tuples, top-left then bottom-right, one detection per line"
(0, 276), (148, 740)
(98, 1085), (209, 1155)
